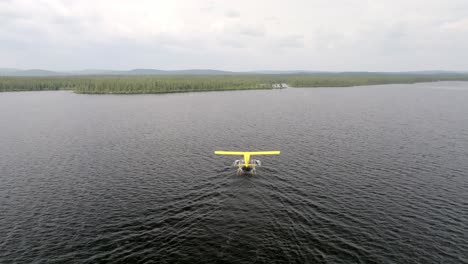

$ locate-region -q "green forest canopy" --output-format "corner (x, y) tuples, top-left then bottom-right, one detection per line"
(1, 74), (468, 94)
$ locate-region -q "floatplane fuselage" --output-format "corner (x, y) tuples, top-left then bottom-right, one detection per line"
(214, 151), (280, 175)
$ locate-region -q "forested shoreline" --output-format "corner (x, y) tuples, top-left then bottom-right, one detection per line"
(1, 74), (468, 94)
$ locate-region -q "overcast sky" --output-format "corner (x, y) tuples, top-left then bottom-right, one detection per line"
(1, 0), (468, 71)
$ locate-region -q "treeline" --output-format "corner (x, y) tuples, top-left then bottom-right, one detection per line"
(1, 74), (468, 94)
(286, 74), (468, 87)
(0, 76), (282, 93)
(73, 76), (283, 94)
(0, 77), (82, 92)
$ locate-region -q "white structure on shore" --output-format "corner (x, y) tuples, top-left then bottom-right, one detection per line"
(272, 83), (288, 89)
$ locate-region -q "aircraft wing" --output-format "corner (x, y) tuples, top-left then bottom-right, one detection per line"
(214, 151), (246, 155)
(215, 150), (280, 167)
(247, 151), (280, 155)
(214, 151), (280, 155)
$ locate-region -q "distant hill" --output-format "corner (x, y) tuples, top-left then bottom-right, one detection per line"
(0, 68), (234, 76)
(126, 69), (232, 75)
(0, 69), (65, 76)
(0, 68), (467, 77)
(167, 69), (233, 75)
(245, 70), (326, 74)
(0, 68), (21, 73)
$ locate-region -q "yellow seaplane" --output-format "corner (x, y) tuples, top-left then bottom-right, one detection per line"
(214, 151), (281, 175)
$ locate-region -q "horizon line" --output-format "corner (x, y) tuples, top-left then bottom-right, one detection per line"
(1, 68), (467, 73)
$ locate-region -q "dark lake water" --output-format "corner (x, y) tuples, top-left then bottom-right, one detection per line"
(1, 82), (467, 263)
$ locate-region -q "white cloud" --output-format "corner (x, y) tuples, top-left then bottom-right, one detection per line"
(1, 0), (468, 71)
(440, 18), (468, 32)
(225, 9), (240, 18)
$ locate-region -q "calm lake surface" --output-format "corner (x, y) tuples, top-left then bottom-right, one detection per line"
(1, 82), (467, 263)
